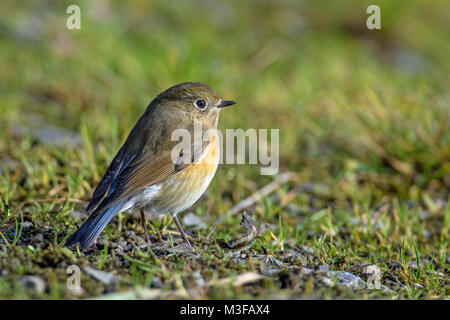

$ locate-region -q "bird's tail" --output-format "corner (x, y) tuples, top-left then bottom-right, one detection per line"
(64, 201), (124, 249)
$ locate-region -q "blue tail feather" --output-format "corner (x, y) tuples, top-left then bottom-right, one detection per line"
(65, 201), (124, 249)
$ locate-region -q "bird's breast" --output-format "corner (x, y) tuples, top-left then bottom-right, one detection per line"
(144, 135), (220, 214)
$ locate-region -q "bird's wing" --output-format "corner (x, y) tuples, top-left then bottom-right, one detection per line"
(86, 139), (210, 219)
(85, 145), (136, 214)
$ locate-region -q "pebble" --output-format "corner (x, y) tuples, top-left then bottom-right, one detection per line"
(284, 204), (303, 216)
(297, 245), (315, 255)
(327, 271), (366, 289)
(190, 271), (206, 288)
(22, 222), (33, 230)
(418, 210), (430, 220)
(319, 276), (334, 287)
(31, 233), (44, 246)
(407, 260), (425, 268)
(300, 267), (313, 275)
(182, 212), (206, 229)
(317, 264), (330, 273)
(82, 267), (119, 286)
(151, 276), (163, 288)
(283, 249), (307, 265)
(19, 275), (46, 294)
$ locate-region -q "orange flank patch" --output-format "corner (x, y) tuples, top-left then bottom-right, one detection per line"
(175, 135), (219, 187)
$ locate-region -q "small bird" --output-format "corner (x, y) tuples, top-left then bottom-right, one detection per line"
(65, 82), (236, 251)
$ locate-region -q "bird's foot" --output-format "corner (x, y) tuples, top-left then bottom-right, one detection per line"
(184, 239), (201, 257)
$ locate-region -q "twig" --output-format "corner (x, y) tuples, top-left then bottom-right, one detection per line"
(220, 212), (267, 249)
(206, 272), (265, 287)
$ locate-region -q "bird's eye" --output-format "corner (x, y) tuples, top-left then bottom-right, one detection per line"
(194, 100), (207, 110)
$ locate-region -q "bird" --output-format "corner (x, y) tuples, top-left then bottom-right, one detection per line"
(65, 82), (236, 252)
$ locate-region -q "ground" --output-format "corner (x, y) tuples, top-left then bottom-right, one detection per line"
(0, 0), (449, 299)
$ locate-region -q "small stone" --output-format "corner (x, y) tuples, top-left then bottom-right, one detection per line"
(22, 222), (32, 230)
(82, 267), (119, 286)
(0, 157), (21, 173)
(20, 275), (46, 294)
(284, 204), (302, 216)
(127, 232), (145, 245)
(260, 264), (282, 277)
(283, 249), (307, 266)
(258, 255), (287, 277)
(294, 183), (315, 194)
(268, 193), (281, 205)
(328, 271), (366, 289)
(119, 241), (128, 249)
(113, 246), (124, 254)
(19, 114), (82, 147)
(319, 276), (334, 287)
(300, 267), (313, 275)
(407, 260), (425, 268)
(389, 49), (427, 74)
(151, 276), (163, 288)
(317, 264), (329, 273)
(269, 257), (286, 268)
(96, 238), (107, 246)
(190, 271), (206, 288)
(297, 245), (315, 255)
(31, 233), (44, 246)
(182, 212), (206, 229)
(418, 210), (430, 220)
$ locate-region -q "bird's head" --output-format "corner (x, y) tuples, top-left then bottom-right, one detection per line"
(150, 82), (236, 130)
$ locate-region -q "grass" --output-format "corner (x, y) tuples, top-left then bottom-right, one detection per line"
(0, 0), (449, 299)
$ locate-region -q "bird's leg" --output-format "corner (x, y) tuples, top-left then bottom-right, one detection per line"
(171, 213), (200, 255)
(140, 208), (151, 244)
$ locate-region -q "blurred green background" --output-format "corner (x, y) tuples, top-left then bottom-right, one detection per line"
(0, 0), (448, 299)
(1, 0), (448, 188)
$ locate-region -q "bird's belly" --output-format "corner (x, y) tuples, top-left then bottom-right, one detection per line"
(143, 138), (219, 215)
(122, 184), (162, 211)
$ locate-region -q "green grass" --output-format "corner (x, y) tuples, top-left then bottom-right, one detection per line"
(0, 0), (448, 299)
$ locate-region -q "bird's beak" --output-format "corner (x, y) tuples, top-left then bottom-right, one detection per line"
(218, 100), (236, 108)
